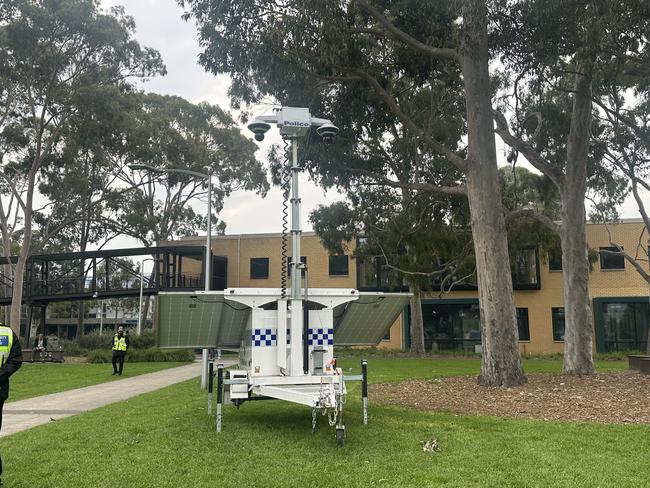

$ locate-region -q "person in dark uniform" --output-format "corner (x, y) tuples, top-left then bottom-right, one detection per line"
(111, 326), (129, 376)
(0, 324), (23, 481)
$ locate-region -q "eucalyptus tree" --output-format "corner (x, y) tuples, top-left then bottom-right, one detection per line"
(307, 122), (471, 356)
(108, 93), (269, 247)
(595, 61), (650, 353)
(180, 0), (526, 386)
(491, 0), (650, 374)
(0, 0), (165, 333)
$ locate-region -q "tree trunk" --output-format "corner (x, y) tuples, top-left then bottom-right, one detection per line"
(561, 64), (595, 375)
(461, 0), (525, 387)
(9, 253), (28, 335)
(152, 296), (159, 338)
(409, 285), (425, 355)
(647, 295), (650, 355)
(76, 301), (85, 338)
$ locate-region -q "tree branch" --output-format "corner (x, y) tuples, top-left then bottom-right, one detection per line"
(599, 247), (650, 284)
(353, 0), (459, 61)
(346, 67), (467, 171)
(347, 167), (466, 195)
(505, 208), (561, 235)
(493, 109), (565, 188)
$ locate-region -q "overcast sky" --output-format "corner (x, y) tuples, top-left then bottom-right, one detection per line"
(100, 0), (644, 249)
(101, 0), (339, 245)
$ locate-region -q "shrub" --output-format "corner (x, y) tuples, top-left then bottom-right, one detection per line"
(128, 330), (157, 349)
(58, 339), (88, 357)
(86, 348), (195, 363)
(77, 330), (113, 351)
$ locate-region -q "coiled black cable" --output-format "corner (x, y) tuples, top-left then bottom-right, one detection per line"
(280, 137), (291, 299)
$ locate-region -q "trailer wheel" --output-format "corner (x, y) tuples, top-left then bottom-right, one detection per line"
(336, 427), (345, 447)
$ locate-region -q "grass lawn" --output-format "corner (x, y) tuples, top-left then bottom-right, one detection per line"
(2, 357), (644, 487)
(8, 362), (190, 402)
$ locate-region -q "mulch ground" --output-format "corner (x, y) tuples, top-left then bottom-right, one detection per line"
(371, 371), (650, 424)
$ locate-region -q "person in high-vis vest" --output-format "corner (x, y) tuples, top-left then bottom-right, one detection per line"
(111, 326), (129, 376)
(0, 324), (22, 481)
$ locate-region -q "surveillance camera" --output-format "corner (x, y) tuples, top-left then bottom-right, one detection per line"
(247, 119), (271, 142)
(316, 122), (339, 145)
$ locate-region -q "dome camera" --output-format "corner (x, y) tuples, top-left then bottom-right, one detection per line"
(248, 119), (271, 142)
(316, 122), (339, 145)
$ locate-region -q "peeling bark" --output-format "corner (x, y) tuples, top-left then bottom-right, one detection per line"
(409, 285), (425, 355)
(561, 64), (595, 375)
(461, 0), (525, 387)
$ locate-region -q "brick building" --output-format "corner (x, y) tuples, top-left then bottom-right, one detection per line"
(165, 219), (649, 354)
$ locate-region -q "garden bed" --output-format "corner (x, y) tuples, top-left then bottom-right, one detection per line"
(371, 371), (650, 424)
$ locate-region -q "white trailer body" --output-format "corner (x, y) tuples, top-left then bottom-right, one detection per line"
(158, 288), (410, 444)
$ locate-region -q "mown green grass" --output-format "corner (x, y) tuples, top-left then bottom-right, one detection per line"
(8, 362), (189, 401)
(2, 373), (648, 488)
(1, 357), (641, 487)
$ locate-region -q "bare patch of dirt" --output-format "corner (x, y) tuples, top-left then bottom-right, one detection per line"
(63, 356), (87, 363)
(371, 371), (650, 424)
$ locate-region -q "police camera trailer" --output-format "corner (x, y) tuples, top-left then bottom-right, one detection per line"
(158, 106), (410, 447)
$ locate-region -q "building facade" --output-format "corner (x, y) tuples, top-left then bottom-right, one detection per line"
(167, 219), (649, 354)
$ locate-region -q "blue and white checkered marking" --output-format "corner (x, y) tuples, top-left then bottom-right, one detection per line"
(252, 328), (277, 347)
(308, 328), (334, 346)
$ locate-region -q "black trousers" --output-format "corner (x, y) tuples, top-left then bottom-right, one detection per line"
(112, 351), (126, 375)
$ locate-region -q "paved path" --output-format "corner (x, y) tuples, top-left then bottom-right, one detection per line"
(1, 360), (236, 437)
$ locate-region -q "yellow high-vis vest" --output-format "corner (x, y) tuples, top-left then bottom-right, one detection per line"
(112, 334), (127, 352)
(0, 326), (13, 366)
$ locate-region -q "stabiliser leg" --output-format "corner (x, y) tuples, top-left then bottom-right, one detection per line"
(336, 371), (345, 447)
(361, 359), (368, 425)
(208, 361), (214, 416)
(216, 363), (223, 432)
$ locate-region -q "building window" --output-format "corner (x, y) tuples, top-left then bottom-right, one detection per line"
(548, 248), (562, 271)
(512, 247), (540, 288)
(422, 302), (481, 351)
(329, 255), (349, 276)
(516, 308), (530, 341)
(357, 256), (380, 289)
(382, 329), (391, 341)
(250, 257), (269, 279)
(599, 246), (625, 270)
(285, 256), (307, 276)
(552, 307), (565, 341)
(602, 301), (649, 352)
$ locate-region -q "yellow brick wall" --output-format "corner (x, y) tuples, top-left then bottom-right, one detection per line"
(424, 220), (649, 354)
(163, 220), (649, 353)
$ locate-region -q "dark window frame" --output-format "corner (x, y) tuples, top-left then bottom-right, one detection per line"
(548, 248), (562, 271)
(552, 307), (565, 342)
(599, 246), (625, 270)
(511, 246), (541, 290)
(516, 307), (530, 342)
(250, 257), (270, 280)
(328, 255), (349, 276)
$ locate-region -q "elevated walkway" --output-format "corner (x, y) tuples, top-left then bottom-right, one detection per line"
(0, 245), (227, 305)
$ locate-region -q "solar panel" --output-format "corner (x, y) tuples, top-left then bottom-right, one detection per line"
(333, 293), (411, 346)
(158, 290), (410, 348)
(158, 292), (250, 348)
